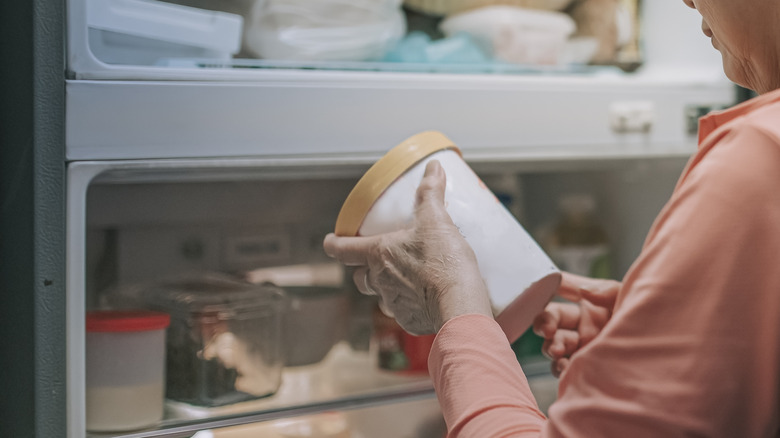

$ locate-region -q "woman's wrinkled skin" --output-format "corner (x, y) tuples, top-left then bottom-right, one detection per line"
(323, 160), (623, 374)
(323, 160), (493, 335)
(324, 160), (622, 374)
(682, 0), (780, 94)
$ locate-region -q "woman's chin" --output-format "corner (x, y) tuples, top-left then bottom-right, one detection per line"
(722, 61), (754, 93)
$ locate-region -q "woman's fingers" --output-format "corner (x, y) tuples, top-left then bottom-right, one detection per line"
(323, 159), (489, 336)
(533, 302), (581, 338)
(323, 233), (379, 266)
(557, 271), (620, 308)
(542, 329), (580, 361)
(579, 281), (620, 308)
(322, 233), (368, 266)
(352, 266), (375, 296)
(551, 357), (571, 378)
(378, 299), (395, 318)
(557, 272), (599, 301)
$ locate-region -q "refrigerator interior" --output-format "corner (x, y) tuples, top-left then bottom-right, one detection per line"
(85, 157), (686, 302)
(66, 1), (736, 436)
(77, 154), (687, 437)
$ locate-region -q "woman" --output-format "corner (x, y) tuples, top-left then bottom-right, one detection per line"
(324, 0), (780, 435)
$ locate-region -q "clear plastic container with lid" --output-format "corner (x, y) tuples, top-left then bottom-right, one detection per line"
(85, 310), (170, 432)
(120, 273), (288, 407)
(335, 131), (561, 342)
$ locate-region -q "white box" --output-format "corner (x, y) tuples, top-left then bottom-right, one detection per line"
(87, 0), (243, 66)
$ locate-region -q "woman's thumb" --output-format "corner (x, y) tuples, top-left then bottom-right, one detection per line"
(415, 160), (447, 212)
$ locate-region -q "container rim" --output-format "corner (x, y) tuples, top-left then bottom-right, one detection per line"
(334, 131), (460, 237)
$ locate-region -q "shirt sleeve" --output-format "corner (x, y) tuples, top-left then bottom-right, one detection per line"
(429, 313), (547, 437)
(429, 122), (780, 438)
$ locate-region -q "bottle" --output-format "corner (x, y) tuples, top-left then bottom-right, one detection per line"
(512, 194), (612, 362)
(372, 303), (409, 372)
(483, 172), (524, 223)
(548, 194), (611, 279)
(372, 303), (436, 374)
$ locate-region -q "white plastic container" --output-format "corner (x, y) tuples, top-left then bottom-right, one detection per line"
(335, 131), (561, 342)
(85, 310), (170, 432)
(86, 0), (243, 66)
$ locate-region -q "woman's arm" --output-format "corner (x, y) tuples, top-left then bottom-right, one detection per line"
(430, 314), (547, 437)
(431, 123), (780, 437)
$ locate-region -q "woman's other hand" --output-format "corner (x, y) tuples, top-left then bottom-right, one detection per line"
(532, 272), (620, 377)
(323, 160), (493, 335)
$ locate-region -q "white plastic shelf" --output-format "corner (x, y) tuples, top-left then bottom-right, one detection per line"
(66, 71), (734, 161)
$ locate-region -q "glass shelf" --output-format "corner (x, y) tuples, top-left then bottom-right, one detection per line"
(158, 58), (618, 76)
(85, 342), (555, 438)
(197, 396), (446, 438)
(86, 342), (436, 438)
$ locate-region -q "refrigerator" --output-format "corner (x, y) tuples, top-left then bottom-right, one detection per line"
(2, 0), (739, 436)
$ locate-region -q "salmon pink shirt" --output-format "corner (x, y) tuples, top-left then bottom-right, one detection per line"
(429, 88), (780, 437)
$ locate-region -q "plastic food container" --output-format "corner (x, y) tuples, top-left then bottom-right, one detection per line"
(86, 0), (243, 66)
(85, 310), (170, 432)
(281, 286), (350, 367)
(130, 274), (288, 407)
(335, 131), (561, 342)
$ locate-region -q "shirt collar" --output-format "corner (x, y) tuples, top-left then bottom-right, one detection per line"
(699, 87), (780, 144)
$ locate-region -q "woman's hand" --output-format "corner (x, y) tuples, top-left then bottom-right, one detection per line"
(532, 273), (620, 377)
(323, 160), (493, 335)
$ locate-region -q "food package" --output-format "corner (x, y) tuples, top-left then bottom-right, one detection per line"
(440, 6), (577, 65)
(568, 0), (619, 64)
(403, 0), (574, 16)
(243, 0), (407, 61)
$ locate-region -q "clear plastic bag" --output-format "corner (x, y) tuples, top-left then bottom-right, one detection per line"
(439, 6), (582, 65)
(245, 0), (406, 61)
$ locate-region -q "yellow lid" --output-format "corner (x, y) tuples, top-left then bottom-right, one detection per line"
(334, 131), (461, 236)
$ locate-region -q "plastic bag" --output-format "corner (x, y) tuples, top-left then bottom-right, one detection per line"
(245, 0), (406, 61)
(402, 0), (573, 16)
(440, 6), (579, 65)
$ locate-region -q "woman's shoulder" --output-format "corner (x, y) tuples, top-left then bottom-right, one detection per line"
(696, 96), (780, 161)
(726, 91), (780, 143)
(677, 97), (780, 208)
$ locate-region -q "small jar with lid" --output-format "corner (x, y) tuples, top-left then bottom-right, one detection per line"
(85, 310), (170, 432)
(335, 131), (561, 342)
